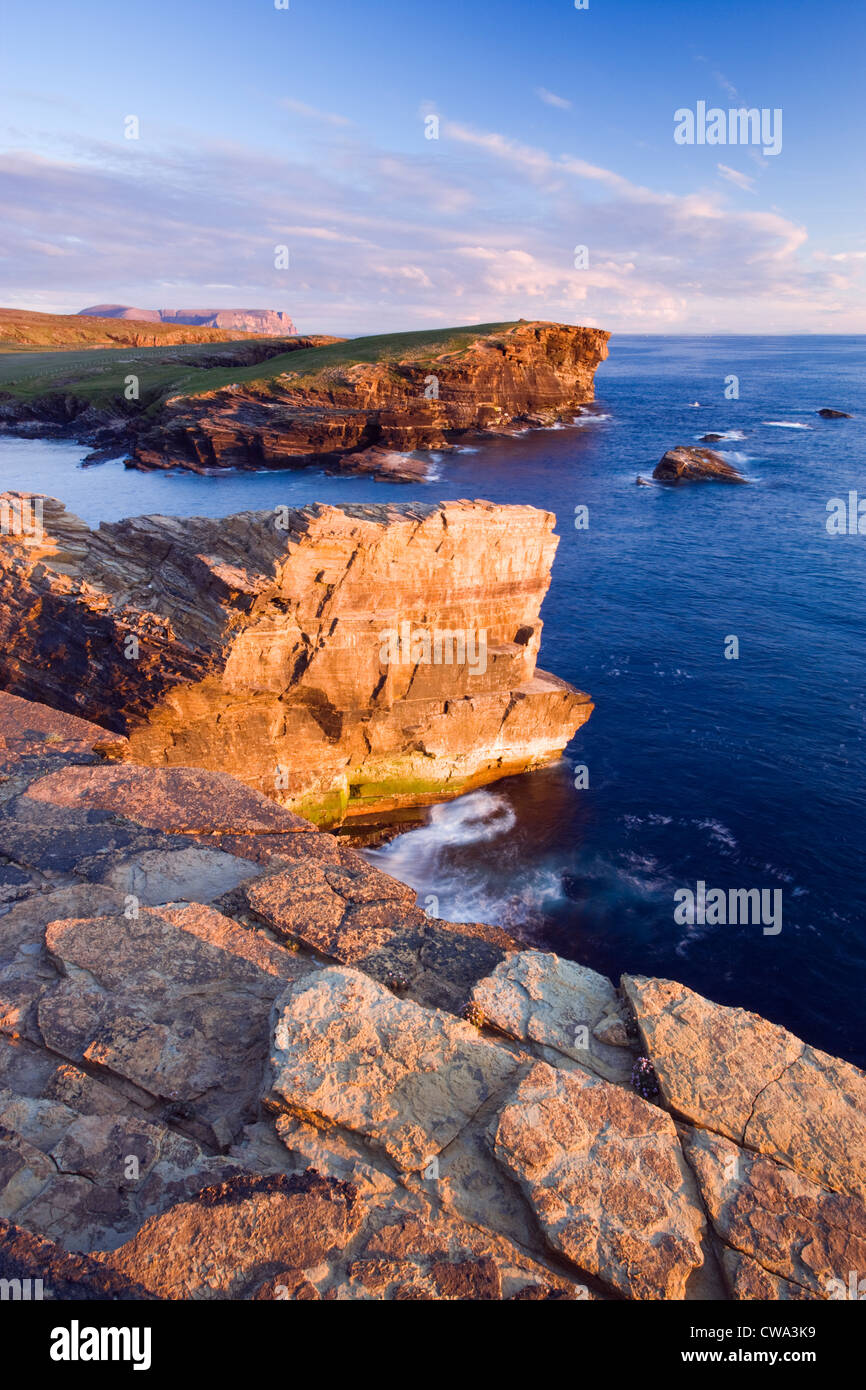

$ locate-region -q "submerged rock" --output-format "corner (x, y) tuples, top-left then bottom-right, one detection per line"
(653, 445), (747, 483)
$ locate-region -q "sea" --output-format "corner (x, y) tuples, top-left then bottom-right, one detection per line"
(2, 334), (864, 1064)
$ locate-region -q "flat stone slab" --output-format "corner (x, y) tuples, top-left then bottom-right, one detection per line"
(22, 764), (313, 835)
(684, 1126), (866, 1300)
(267, 966), (519, 1172)
(99, 1172), (362, 1300)
(244, 851), (515, 1011)
(37, 903), (307, 1146)
(0, 691), (121, 768)
(491, 1060), (705, 1300)
(470, 950), (633, 1083)
(623, 974), (866, 1200)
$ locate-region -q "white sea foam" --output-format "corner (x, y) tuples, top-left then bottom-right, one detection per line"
(763, 420), (811, 429)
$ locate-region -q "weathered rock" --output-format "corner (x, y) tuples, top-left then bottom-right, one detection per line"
(623, 974), (866, 1200)
(0, 690), (120, 770)
(20, 764), (313, 835)
(684, 1127), (866, 1300)
(37, 903), (308, 1147)
(129, 321), (609, 475)
(469, 950), (633, 1083)
(0, 885), (128, 1045)
(653, 446), (747, 483)
(335, 446), (433, 482)
(492, 1061), (705, 1299)
(99, 1172), (361, 1299)
(243, 854), (515, 1010)
(0, 497), (592, 827)
(817, 408), (852, 419)
(0, 1217), (155, 1299)
(267, 966), (518, 1171)
(720, 1249), (814, 1300)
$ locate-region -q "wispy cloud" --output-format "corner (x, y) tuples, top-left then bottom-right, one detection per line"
(0, 114), (861, 334)
(717, 164), (756, 193)
(535, 87), (572, 110)
(278, 98), (352, 127)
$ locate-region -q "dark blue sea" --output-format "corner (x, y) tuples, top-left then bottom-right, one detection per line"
(3, 335), (864, 1064)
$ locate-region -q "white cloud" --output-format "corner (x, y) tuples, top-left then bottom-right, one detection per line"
(278, 98), (352, 128)
(536, 87), (572, 110)
(717, 163), (756, 193)
(0, 114), (861, 334)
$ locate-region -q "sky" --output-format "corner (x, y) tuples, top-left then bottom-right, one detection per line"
(0, 0), (864, 335)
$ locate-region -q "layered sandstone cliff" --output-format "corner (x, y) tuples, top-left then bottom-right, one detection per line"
(78, 305), (297, 335)
(0, 495), (591, 825)
(131, 320), (610, 473)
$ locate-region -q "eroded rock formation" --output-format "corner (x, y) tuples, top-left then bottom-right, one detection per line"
(78, 305), (297, 336)
(0, 495), (592, 826)
(0, 692), (862, 1301)
(653, 445), (747, 483)
(130, 320), (609, 474)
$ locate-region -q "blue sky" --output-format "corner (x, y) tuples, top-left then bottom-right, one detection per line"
(1, 0), (864, 333)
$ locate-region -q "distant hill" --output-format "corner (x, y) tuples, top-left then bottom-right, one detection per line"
(79, 305), (297, 335)
(0, 307), (296, 351)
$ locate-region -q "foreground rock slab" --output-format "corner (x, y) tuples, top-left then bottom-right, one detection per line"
(469, 949), (634, 1083)
(38, 903), (308, 1147)
(684, 1127), (866, 1300)
(268, 966), (518, 1171)
(623, 975), (866, 1200)
(492, 1061), (705, 1299)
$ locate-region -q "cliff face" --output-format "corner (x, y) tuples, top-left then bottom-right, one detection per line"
(132, 320), (610, 473)
(78, 305), (297, 335)
(0, 495), (591, 825)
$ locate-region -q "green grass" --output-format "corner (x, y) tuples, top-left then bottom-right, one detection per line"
(0, 321), (522, 411)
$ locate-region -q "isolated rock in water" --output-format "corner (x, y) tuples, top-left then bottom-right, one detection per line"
(684, 1127), (866, 1300)
(699, 433), (727, 442)
(623, 975), (866, 1200)
(652, 445), (747, 483)
(469, 950), (633, 1083)
(267, 966), (518, 1171)
(0, 496), (592, 826)
(492, 1061), (705, 1299)
(335, 446), (433, 483)
(817, 408), (852, 419)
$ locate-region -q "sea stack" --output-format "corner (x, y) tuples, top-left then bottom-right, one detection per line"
(0, 494), (592, 826)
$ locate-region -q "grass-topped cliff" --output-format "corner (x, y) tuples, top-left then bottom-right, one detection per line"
(0, 319), (610, 475)
(0, 318), (519, 409)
